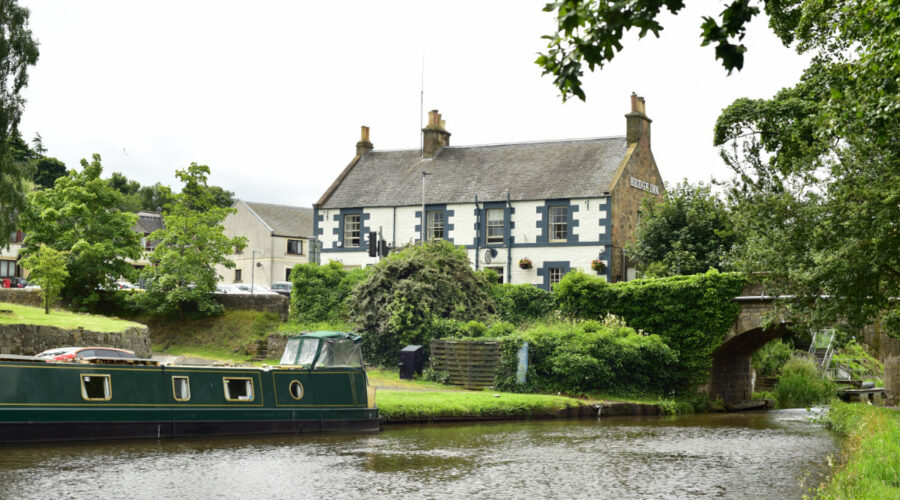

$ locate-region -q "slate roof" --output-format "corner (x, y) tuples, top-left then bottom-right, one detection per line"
(132, 211), (163, 234)
(318, 137), (629, 209)
(242, 201), (314, 238)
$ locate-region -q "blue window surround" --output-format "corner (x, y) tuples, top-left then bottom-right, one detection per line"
(536, 261), (571, 291)
(327, 208), (370, 253)
(535, 199), (579, 244)
(415, 204), (454, 244)
(475, 202), (514, 247)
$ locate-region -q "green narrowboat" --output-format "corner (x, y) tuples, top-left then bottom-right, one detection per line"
(0, 332), (379, 444)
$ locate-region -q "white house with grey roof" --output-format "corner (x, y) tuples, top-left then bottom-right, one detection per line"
(314, 94), (665, 289)
(216, 200), (315, 287)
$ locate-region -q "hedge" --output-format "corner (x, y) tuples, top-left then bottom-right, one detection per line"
(553, 269), (747, 391)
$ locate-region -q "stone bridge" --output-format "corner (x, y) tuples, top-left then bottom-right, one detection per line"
(709, 285), (791, 404)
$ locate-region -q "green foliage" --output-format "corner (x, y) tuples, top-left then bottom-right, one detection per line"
(0, 1), (39, 245)
(816, 402), (900, 499)
(139, 163), (246, 316)
(489, 283), (554, 324)
(494, 319), (677, 396)
(20, 154), (142, 308)
(422, 367), (450, 385)
(31, 157), (67, 190)
(347, 241), (496, 366)
(537, 1), (763, 101)
(377, 390), (583, 422)
(19, 244), (67, 314)
(831, 340), (883, 382)
(0, 301), (143, 332)
(553, 269), (747, 390)
(289, 261), (365, 324)
(751, 339), (793, 377)
(773, 357), (836, 408)
(626, 180), (738, 276)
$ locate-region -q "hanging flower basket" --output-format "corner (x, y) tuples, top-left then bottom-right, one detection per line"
(591, 259), (606, 274)
(518, 257), (533, 270)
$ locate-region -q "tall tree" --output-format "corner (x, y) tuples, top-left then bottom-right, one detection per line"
(20, 154), (142, 306)
(712, 1), (899, 336)
(0, 0), (39, 247)
(626, 180), (738, 277)
(32, 156), (67, 189)
(140, 163), (246, 316)
(20, 244), (68, 314)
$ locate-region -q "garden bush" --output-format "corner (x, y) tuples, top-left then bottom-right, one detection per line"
(347, 241), (496, 365)
(489, 283), (554, 324)
(751, 339), (794, 377)
(494, 317), (678, 396)
(553, 269), (747, 391)
(773, 357), (836, 408)
(289, 261), (366, 323)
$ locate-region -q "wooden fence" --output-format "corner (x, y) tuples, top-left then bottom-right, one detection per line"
(430, 339), (500, 389)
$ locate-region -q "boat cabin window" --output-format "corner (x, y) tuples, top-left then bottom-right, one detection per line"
(280, 337), (321, 366)
(314, 339), (363, 369)
(81, 374), (111, 401)
(223, 377), (254, 401)
(289, 380), (304, 400)
(172, 376), (190, 401)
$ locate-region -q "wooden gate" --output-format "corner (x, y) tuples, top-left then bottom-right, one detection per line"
(430, 339), (500, 389)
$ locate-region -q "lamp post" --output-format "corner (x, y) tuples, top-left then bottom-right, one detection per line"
(251, 250), (260, 295)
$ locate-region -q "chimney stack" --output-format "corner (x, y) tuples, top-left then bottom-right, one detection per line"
(422, 109), (451, 158)
(625, 93), (651, 145)
(356, 125), (373, 156)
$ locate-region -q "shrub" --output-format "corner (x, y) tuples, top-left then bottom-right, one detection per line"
(751, 339), (794, 377)
(347, 241), (496, 366)
(289, 261), (365, 323)
(490, 283), (554, 324)
(831, 339), (883, 382)
(773, 357), (836, 408)
(494, 320), (678, 396)
(553, 269), (747, 392)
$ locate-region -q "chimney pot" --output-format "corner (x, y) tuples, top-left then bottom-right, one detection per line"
(422, 108), (451, 158)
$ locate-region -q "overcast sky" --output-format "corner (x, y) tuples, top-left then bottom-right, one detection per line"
(19, 1), (809, 206)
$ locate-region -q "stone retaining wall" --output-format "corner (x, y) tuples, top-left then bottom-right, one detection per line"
(213, 293), (289, 321)
(0, 324), (151, 358)
(0, 289), (52, 308)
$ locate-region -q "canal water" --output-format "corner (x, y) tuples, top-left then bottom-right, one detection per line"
(0, 409), (837, 499)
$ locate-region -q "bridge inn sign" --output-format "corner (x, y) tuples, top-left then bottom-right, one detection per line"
(313, 94), (665, 289)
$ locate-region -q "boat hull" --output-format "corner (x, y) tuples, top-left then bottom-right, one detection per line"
(0, 360), (380, 444)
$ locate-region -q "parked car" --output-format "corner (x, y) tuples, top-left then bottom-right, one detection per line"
(215, 284), (238, 294)
(230, 283), (276, 295)
(36, 347), (137, 362)
(1, 277), (27, 288)
(270, 281), (292, 297)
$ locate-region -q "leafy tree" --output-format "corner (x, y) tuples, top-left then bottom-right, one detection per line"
(348, 241), (497, 365)
(20, 154), (142, 307)
(32, 156), (67, 189)
(713, 0), (899, 337)
(289, 261), (366, 323)
(538, 0), (766, 100)
(140, 163), (246, 316)
(626, 180), (738, 277)
(138, 182), (175, 212)
(20, 244), (68, 314)
(0, 1), (39, 245)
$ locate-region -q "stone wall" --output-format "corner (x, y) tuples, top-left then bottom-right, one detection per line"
(0, 289), (52, 308)
(0, 324), (152, 358)
(213, 293), (289, 321)
(267, 334), (289, 360)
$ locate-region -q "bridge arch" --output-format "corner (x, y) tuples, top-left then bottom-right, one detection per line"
(709, 298), (793, 403)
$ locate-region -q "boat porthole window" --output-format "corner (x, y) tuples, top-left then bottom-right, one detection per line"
(172, 376), (191, 402)
(223, 377), (255, 402)
(81, 374), (111, 401)
(289, 380), (304, 400)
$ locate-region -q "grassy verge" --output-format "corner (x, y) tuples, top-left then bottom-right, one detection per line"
(140, 309), (281, 357)
(0, 302), (143, 332)
(377, 390), (586, 422)
(813, 401), (899, 499)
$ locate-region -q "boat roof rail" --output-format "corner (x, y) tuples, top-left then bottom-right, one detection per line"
(0, 354), (45, 363)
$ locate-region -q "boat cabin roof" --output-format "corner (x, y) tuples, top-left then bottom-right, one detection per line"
(287, 331), (361, 342)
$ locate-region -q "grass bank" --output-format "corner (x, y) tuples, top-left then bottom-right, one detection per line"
(0, 302), (143, 332)
(138, 310), (281, 360)
(813, 401), (899, 499)
(377, 390), (588, 423)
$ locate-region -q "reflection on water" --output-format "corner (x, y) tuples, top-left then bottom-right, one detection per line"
(0, 409), (836, 499)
